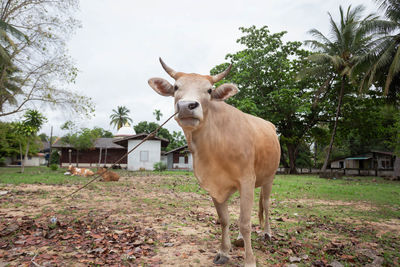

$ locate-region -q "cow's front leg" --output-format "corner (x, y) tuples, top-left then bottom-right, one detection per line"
(239, 181), (256, 267)
(212, 197), (231, 265)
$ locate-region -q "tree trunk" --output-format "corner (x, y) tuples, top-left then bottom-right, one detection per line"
(23, 140), (30, 173)
(19, 142), (23, 173)
(279, 143), (289, 169)
(321, 77), (346, 173)
(104, 148), (108, 167)
(287, 144), (298, 174)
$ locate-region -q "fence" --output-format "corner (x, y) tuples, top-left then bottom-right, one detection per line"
(277, 167), (394, 177)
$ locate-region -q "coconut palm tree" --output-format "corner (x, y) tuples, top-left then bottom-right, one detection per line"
(109, 106), (133, 130)
(304, 5), (376, 173)
(357, 0), (400, 96)
(153, 109), (163, 122)
(0, 18), (26, 64)
(0, 19), (26, 111)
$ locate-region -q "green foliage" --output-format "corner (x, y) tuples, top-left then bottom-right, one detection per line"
(91, 127), (113, 138)
(110, 106), (133, 129)
(0, 122), (24, 157)
(66, 128), (97, 151)
(153, 109), (163, 122)
(0, 157), (6, 167)
(134, 121), (171, 140)
(12, 110), (47, 140)
(49, 164), (58, 171)
(49, 151), (60, 165)
(357, 0), (400, 95)
(61, 126), (112, 150)
(153, 162), (167, 172)
(166, 131), (187, 151)
(134, 121), (187, 151)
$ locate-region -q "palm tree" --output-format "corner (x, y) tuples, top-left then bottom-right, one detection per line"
(357, 0), (400, 96)
(153, 109), (163, 122)
(0, 18), (26, 64)
(0, 19), (26, 111)
(0, 65), (23, 112)
(304, 5), (376, 173)
(109, 106), (133, 130)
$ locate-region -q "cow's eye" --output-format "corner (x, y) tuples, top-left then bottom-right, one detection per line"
(207, 88), (212, 94)
(174, 85), (178, 91)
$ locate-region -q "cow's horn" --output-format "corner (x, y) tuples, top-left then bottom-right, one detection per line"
(211, 64), (232, 83)
(159, 58), (178, 79)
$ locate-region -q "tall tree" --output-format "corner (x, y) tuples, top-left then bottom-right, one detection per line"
(0, 0), (94, 117)
(166, 131), (187, 151)
(211, 26), (326, 173)
(153, 109), (163, 122)
(109, 106), (133, 130)
(304, 5), (376, 173)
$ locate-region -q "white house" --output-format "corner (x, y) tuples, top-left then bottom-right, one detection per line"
(23, 153), (46, 166)
(113, 133), (169, 171)
(165, 145), (193, 170)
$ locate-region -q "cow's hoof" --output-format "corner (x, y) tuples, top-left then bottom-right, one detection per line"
(233, 237), (244, 247)
(261, 232), (272, 242)
(213, 253), (229, 265)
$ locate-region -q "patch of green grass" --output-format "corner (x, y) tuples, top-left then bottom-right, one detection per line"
(0, 166), (95, 185)
(273, 175), (400, 206)
(160, 176), (207, 194)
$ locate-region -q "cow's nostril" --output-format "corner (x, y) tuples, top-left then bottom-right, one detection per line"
(188, 102), (199, 110)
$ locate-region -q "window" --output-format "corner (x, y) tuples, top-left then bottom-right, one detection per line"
(140, 151), (149, 162)
(179, 156), (185, 164)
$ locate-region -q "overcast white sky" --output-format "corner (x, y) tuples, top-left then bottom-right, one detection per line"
(39, 0), (377, 137)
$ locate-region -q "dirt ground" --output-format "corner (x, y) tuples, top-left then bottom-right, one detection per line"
(0, 174), (399, 266)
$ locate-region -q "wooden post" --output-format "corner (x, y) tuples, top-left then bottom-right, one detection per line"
(68, 149), (72, 166)
(104, 147), (108, 167)
(98, 147), (102, 167)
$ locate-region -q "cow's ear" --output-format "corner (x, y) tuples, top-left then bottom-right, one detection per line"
(148, 78), (174, 96)
(211, 83), (238, 101)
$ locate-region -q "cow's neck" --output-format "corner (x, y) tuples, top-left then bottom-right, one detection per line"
(182, 101), (227, 155)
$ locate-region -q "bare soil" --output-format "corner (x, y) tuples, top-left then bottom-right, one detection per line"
(0, 174), (399, 266)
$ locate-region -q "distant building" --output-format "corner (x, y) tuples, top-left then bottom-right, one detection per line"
(330, 150), (395, 177)
(53, 138), (127, 168)
(113, 133), (169, 171)
(164, 145), (193, 170)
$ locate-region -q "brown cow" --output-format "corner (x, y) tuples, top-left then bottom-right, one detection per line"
(96, 167), (120, 182)
(148, 58), (280, 267)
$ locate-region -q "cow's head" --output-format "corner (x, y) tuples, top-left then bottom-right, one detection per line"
(148, 58), (238, 130)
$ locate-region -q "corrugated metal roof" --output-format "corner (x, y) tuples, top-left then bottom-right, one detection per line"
(52, 138), (125, 149)
(345, 157), (371, 160)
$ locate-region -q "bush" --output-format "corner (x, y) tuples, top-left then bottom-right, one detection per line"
(49, 151), (60, 165)
(153, 162), (167, 172)
(49, 164), (58, 171)
(0, 157), (6, 167)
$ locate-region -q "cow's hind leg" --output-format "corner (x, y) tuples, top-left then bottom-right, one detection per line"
(239, 181), (256, 267)
(212, 197), (231, 265)
(259, 180), (273, 241)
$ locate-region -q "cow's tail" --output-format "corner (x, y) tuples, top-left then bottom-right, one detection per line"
(258, 187), (265, 228)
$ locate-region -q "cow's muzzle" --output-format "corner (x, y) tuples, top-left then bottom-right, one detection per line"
(177, 100), (200, 119)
